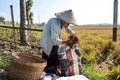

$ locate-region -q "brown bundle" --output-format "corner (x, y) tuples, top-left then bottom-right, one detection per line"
(66, 35), (79, 48)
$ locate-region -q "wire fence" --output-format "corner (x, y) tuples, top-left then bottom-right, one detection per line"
(0, 25), (43, 50)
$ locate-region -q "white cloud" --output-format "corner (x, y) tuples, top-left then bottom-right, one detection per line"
(1, 11), (7, 17)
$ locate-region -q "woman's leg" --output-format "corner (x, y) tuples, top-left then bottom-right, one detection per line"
(42, 45), (59, 73)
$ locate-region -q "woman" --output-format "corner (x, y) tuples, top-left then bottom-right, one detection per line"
(40, 9), (78, 73)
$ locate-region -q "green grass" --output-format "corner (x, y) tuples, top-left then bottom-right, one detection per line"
(0, 53), (10, 68)
(0, 57), (5, 68)
(83, 65), (110, 80)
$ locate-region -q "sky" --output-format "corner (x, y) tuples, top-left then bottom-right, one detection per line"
(0, 0), (120, 25)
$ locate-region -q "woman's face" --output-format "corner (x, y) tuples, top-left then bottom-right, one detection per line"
(61, 20), (69, 28)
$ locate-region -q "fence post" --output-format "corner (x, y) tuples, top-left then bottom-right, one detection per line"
(10, 5), (16, 48)
(113, 0), (118, 42)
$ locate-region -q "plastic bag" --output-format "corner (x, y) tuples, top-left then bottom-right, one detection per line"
(58, 44), (82, 76)
(56, 75), (89, 80)
(40, 72), (59, 80)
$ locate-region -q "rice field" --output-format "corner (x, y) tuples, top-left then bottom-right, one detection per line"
(60, 26), (120, 80)
(0, 25), (120, 80)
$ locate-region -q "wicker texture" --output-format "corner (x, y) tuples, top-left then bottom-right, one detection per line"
(8, 52), (46, 80)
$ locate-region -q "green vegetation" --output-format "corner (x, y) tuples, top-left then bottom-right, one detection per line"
(0, 16), (5, 24)
(0, 51), (10, 68)
(83, 65), (110, 80)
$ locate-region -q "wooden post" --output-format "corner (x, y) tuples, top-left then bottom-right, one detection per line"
(10, 5), (16, 48)
(113, 0), (118, 41)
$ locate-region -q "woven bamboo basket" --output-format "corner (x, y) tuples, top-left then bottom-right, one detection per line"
(8, 52), (46, 80)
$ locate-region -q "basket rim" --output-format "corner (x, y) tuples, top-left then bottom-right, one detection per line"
(10, 52), (46, 66)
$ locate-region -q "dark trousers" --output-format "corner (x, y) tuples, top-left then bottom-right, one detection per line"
(42, 45), (59, 73)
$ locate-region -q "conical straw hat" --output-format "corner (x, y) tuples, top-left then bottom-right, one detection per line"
(55, 9), (78, 25)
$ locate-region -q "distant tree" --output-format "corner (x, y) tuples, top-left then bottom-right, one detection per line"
(6, 20), (12, 24)
(0, 16), (5, 23)
(16, 21), (19, 25)
(29, 12), (33, 25)
(26, 0), (33, 28)
(20, 0), (28, 45)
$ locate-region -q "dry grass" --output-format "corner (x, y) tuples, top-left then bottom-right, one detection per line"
(60, 26), (120, 78)
(72, 26), (120, 44)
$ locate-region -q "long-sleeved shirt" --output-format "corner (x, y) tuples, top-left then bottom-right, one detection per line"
(40, 18), (74, 56)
